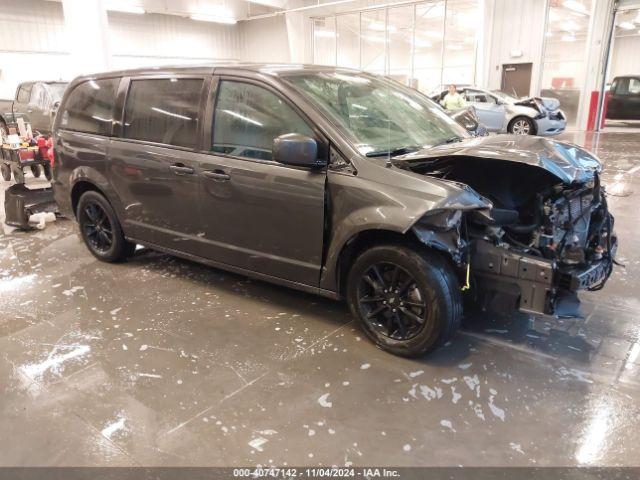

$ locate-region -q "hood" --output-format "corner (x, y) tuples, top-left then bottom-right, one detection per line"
(395, 134), (602, 185)
(448, 106), (479, 132)
(512, 96), (560, 112)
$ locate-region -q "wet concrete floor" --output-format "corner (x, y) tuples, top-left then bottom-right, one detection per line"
(0, 132), (638, 467)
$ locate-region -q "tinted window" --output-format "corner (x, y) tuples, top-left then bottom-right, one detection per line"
(123, 78), (203, 148)
(16, 83), (33, 103)
(212, 81), (314, 161)
(59, 79), (119, 135)
(614, 78), (640, 96)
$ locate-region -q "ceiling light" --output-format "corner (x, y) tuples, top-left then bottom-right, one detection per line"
(412, 38), (432, 48)
(561, 20), (580, 31)
(367, 21), (396, 33)
(107, 5), (145, 14)
(190, 13), (237, 24)
(618, 21), (635, 30)
(561, 34), (576, 42)
(362, 35), (386, 44)
(446, 44), (463, 50)
(562, 0), (588, 15)
(314, 29), (336, 38)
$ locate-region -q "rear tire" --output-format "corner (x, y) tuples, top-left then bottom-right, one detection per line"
(12, 166), (24, 184)
(77, 191), (136, 262)
(1, 163), (10, 181)
(43, 162), (52, 181)
(346, 245), (462, 357)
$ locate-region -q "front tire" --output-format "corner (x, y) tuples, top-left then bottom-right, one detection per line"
(77, 191), (136, 262)
(346, 245), (462, 357)
(509, 116), (535, 135)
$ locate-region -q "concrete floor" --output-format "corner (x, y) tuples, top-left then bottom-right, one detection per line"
(0, 132), (639, 467)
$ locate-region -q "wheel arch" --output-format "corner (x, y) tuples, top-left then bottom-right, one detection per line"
(333, 228), (460, 299)
(71, 180), (105, 217)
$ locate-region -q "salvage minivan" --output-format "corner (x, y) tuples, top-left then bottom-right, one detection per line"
(52, 64), (617, 357)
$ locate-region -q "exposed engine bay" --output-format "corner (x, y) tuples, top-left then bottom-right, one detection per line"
(401, 156), (616, 317)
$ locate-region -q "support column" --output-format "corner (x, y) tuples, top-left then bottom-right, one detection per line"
(62, 0), (111, 76)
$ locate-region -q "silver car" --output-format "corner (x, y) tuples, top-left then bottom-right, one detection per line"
(432, 87), (567, 136)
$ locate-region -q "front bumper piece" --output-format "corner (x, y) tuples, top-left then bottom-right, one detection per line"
(470, 239), (615, 316)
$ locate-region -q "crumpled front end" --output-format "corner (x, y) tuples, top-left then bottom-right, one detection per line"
(396, 141), (617, 318)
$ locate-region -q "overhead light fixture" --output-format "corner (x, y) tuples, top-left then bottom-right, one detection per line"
(367, 21), (396, 33)
(561, 34), (576, 42)
(107, 5), (145, 14)
(446, 44), (463, 50)
(618, 21), (635, 30)
(314, 29), (336, 38)
(562, 0), (588, 15)
(190, 13), (237, 24)
(412, 38), (432, 48)
(362, 35), (386, 44)
(561, 19), (580, 31)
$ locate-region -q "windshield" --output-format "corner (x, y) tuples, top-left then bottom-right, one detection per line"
(284, 72), (469, 156)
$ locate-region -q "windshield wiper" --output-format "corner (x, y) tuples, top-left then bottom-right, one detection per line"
(365, 145), (422, 158)
(433, 136), (465, 147)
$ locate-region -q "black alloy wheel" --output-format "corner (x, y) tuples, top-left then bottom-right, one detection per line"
(77, 190), (136, 262)
(81, 201), (114, 254)
(356, 262), (426, 341)
(347, 245), (462, 357)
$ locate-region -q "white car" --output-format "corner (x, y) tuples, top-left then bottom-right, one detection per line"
(431, 87), (567, 136)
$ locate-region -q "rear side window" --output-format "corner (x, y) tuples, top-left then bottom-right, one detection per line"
(212, 81), (314, 161)
(59, 79), (119, 135)
(123, 78), (203, 148)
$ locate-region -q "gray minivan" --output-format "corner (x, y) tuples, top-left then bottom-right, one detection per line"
(52, 64), (616, 357)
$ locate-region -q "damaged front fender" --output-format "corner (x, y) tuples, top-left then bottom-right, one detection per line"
(411, 188), (492, 265)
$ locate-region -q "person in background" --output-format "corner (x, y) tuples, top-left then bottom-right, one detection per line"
(441, 84), (466, 110)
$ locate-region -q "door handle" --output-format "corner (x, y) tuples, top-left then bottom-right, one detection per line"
(169, 164), (194, 175)
(203, 170), (230, 181)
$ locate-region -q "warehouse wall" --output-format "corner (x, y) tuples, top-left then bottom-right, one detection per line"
(0, 0), (243, 98)
(485, 0), (546, 96)
(0, 0), (71, 98)
(239, 15), (291, 63)
(109, 11), (241, 70)
(609, 34), (640, 81)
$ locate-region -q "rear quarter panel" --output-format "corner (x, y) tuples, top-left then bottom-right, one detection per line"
(52, 131), (123, 220)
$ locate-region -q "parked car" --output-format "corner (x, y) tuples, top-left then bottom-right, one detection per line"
(607, 75), (640, 120)
(52, 65), (616, 357)
(0, 81), (68, 137)
(431, 86), (566, 136)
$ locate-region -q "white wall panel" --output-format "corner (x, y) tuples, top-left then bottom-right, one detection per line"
(0, 0), (243, 98)
(609, 35), (640, 80)
(239, 15), (291, 63)
(108, 11), (241, 63)
(486, 0), (546, 95)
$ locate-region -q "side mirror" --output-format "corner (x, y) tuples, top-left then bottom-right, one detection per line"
(273, 133), (321, 168)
